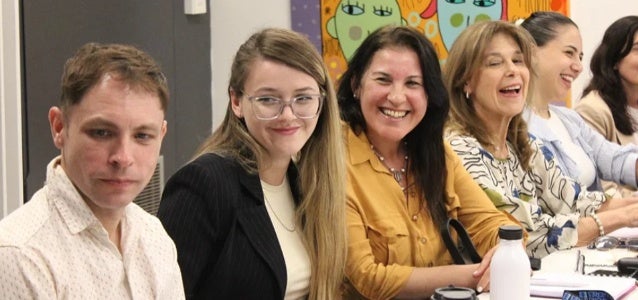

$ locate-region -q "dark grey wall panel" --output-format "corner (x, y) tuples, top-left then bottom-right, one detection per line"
(22, 0), (211, 200)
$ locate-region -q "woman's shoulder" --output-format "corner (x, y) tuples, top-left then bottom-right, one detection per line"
(168, 153), (244, 186)
(550, 105), (586, 125)
(551, 105), (579, 117)
(189, 153), (241, 171)
(446, 132), (480, 147)
(576, 91), (610, 111)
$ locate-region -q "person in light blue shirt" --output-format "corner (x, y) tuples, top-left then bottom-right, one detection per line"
(521, 11), (638, 198)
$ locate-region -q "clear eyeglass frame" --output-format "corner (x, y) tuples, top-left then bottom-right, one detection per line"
(242, 92), (324, 121)
(588, 236), (638, 251)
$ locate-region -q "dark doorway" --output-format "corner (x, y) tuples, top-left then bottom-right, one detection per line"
(21, 1), (212, 201)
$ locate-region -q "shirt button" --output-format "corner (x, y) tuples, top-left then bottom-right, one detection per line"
(420, 237), (427, 244)
(412, 215), (417, 221)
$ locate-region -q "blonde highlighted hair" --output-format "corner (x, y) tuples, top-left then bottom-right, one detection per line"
(195, 28), (346, 299)
(444, 20), (536, 170)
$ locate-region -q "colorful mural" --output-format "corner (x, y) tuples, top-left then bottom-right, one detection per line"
(291, 0), (569, 83)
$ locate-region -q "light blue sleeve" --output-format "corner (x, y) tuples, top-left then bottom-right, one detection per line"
(556, 106), (638, 188)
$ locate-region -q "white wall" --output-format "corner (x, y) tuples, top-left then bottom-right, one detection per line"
(571, 2), (638, 105)
(210, 0), (291, 128)
(0, 0), (24, 217)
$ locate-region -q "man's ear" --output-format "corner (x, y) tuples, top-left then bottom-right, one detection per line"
(160, 120), (167, 140)
(229, 89), (243, 118)
(48, 107), (65, 149)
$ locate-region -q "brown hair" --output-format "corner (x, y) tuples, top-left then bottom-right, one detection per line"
(195, 28), (346, 299)
(60, 42), (168, 113)
(583, 16), (638, 135)
(444, 20), (535, 170)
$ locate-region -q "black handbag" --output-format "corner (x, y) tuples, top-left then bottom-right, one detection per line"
(441, 218), (541, 270)
(440, 218), (482, 264)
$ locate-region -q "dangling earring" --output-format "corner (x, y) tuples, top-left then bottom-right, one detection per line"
(465, 91), (470, 100)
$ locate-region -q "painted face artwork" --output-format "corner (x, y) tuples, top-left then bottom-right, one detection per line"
(436, 0), (504, 51)
(326, 0), (405, 60)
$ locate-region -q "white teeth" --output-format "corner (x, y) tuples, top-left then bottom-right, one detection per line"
(503, 85), (521, 91)
(561, 75), (574, 82)
(381, 108), (407, 118)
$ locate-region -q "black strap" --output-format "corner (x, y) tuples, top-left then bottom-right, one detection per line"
(441, 218), (482, 264)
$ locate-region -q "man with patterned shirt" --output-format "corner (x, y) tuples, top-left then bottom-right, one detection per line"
(0, 43), (184, 299)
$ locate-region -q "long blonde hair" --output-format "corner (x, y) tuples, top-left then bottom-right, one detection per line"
(444, 21), (535, 170)
(195, 28), (346, 299)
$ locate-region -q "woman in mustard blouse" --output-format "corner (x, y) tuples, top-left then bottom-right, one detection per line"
(337, 25), (523, 299)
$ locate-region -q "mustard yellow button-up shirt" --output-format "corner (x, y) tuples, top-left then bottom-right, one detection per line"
(345, 126), (520, 299)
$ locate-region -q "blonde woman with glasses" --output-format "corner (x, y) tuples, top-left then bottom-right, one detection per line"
(158, 28), (346, 299)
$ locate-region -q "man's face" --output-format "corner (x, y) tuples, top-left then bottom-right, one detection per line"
(49, 74), (166, 217)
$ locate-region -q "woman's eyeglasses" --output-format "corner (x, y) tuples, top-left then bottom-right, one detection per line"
(588, 236), (638, 251)
(242, 92), (324, 120)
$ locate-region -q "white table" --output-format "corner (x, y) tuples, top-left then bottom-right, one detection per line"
(478, 247), (638, 299)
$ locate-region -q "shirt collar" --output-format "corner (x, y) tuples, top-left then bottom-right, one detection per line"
(345, 124), (392, 177)
(346, 124), (375, 166)
(46, 156), (104, 234)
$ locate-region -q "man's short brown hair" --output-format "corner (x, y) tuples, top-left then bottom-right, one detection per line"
(60, 43), (168, 112)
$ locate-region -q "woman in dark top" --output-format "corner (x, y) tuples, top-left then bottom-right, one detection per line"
(158, 28), (346, 299)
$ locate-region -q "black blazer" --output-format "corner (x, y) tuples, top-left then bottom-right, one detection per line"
(158, 153), (301, 299)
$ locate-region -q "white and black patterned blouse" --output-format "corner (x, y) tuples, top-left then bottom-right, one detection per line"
(447, 133), (607, 258)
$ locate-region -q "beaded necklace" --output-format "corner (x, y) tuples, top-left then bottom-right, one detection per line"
(370, 144), (408, 185)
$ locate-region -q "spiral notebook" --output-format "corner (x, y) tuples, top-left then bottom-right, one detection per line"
(531, 273), (636, 299)
(588, 269), (633, 278)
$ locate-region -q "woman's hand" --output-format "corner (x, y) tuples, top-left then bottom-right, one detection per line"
(473, 246), (498, 292)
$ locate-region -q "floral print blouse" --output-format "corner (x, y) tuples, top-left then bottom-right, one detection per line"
(447, 133), (607, 258)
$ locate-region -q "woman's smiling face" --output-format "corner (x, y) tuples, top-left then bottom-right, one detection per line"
(356, 46), (427, 146)
(534, 24), (583, 101)
(467, 33), (530, 122)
